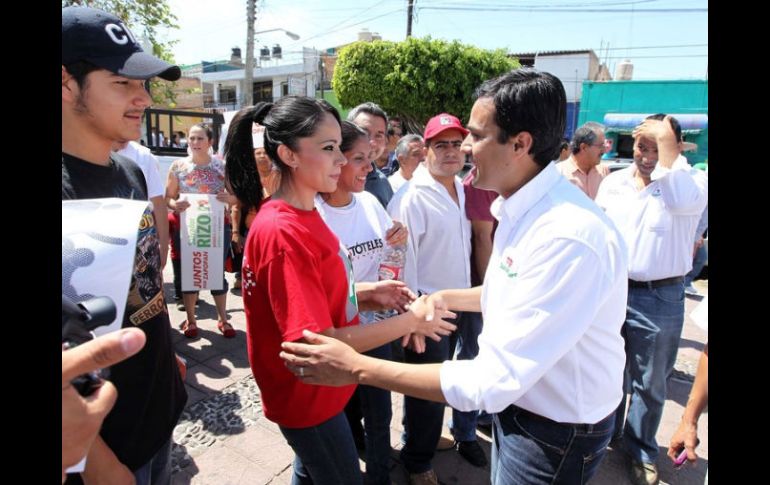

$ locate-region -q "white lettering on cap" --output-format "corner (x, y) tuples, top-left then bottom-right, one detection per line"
(104, 22), (137, 46)
(439, 116), (451, 125)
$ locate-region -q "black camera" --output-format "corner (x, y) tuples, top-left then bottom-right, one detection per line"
(62, 295), (117, 396)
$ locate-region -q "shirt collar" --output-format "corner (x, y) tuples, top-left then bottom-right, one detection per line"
(411, 163), (441, 188)
(492, 162), (562, 224)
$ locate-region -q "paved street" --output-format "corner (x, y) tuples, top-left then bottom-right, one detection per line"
(165, 260), (707, 485)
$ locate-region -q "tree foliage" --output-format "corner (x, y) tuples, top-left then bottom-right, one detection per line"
(62, 0), (179, 104)
(332, 37), (519, 126)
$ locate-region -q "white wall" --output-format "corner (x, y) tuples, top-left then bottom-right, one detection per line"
(535, 54), (591, 102)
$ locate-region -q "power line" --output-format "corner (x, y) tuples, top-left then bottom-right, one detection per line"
(295, 0), (393, 45)
(420, 7), (706, 12)
(285, 7), (405, 47)
(602, 43), (707, 50)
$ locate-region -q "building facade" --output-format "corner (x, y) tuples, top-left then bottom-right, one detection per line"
(578, 80), (708, 164)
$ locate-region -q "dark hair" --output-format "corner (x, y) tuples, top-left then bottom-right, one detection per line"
(347, 102), (388, 126)
(189, 123), (213, 140)
(64, 61), (101, 90)
(475, 68), (566, 167)
(225, 96), (341, 217)
(560, 138), (570, 151)
(645, 113), (683, 142)
(571, 121), (605, 154)
(224, 106), (265, 231)
(340, 120), (369, 153)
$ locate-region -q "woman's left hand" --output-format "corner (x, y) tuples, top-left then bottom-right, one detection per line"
(385, 221), (408, 247)
(216, 191), (238, 206)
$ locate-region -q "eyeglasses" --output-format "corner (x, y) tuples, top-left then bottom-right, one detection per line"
(432, 140), (463, 151)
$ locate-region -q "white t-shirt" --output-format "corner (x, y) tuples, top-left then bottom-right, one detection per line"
(116, 141), (164, 199)
(316, 191), (394, 324)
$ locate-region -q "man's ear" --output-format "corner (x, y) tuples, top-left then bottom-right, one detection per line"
(62, 66), (74, 101)
(511, 132), (533, 153)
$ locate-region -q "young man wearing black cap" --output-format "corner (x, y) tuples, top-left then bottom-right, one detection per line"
(62, 6), (186, 485)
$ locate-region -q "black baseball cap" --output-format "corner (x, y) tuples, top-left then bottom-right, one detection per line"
(62, 6), (181, 81)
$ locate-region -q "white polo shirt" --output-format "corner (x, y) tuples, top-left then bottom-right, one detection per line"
(388, 170), (409, 193)
(396, 165), (471, 295)
(595, 155), (708, 281)
(116, 141), (164, 199)
(440, 162), (628, 424)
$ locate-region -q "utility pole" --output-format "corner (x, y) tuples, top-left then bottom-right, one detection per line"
(407, 0), (415, 37)
(244, 0), (256, 107)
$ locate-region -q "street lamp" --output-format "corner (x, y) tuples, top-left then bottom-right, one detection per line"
(255, 28), (300, 41)
(244, 27), (301, 106)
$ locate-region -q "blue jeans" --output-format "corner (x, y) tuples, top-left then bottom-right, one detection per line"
(614, 282), (685, 463)
(359, 343), (393, 485)
(684, 243), (708, 286)
(449, 311), (484, 442)
(279, 412), (363, 485)
(134, 437), (172, 485)
(491, 405), (614, 485)
(401, 311), (473, 473)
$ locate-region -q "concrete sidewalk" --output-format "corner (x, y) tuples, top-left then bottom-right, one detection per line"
(165, 262), (708, 485)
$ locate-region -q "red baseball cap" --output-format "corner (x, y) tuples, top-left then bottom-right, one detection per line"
(423, 113), (469, 142)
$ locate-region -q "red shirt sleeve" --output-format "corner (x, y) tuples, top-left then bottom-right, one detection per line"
(262, 248), (334, 343)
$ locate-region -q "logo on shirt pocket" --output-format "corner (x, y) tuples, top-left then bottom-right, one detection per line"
(499, 249), (518, 279)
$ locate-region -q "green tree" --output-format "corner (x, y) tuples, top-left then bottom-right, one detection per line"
(332, 37), (518, 126)
(62, 0), (179, 104)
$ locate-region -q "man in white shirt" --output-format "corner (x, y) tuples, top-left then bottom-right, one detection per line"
(113, 139), (169, 269)
(388, 134), (425, 193)
(281, 69), (629, 485)
(394, 113), (478, 482)
(595, 114), (707, 485)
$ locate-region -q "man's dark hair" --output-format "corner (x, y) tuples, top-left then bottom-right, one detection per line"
(646, 113), (683, 142)
(475, 68), (566, 167)
(571, 122), (605, 154)
(64, 61), (101, 90)
(347, 102), (388, 126)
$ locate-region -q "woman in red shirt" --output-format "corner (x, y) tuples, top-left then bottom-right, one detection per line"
(224, 97), (455, 485)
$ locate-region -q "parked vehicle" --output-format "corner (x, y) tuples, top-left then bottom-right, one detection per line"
(604, 158), (633, 173)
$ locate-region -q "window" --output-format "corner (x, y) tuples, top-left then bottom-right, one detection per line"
(219, 86), (236, 104)
(253, 81), (273, 103)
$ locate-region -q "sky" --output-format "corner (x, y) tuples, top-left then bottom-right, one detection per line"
(159, 0), (707, 80)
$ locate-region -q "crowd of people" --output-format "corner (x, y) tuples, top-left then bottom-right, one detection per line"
(62, 5), (708, 485)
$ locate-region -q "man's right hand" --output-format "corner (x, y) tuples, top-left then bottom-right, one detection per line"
(62, 329), (145, 481)
(81, 459), (135, 485)
(408, 295), (457, 342)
